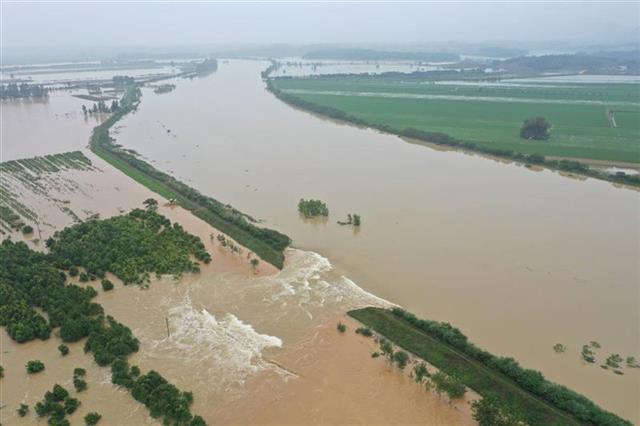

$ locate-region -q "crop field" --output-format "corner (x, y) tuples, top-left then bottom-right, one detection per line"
(272, 75), (640, 164)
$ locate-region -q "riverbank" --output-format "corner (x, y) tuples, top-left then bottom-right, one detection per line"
(89, 85), (290, 269)
(349, 307), (632, 425)
(265, 78), (640, 189)
(1, 148), (475, 425)
(108, 59), (639, 421)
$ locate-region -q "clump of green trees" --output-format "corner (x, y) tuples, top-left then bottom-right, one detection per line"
(375, 337), (465, 400)
(26, 360), (45, 374)
(22, 225), (34, 235)
(431, 371), (466, 400)
(355, 326), (373, 337)
(520, 117), (551, 141)
(1, 212), (209, 424)
(392, 350), (410, 369)
(1, 83), (48, 99)
(582, 344), (596, 363)
(337, 213), (361, 226)
(34, 383), (79, 424)
(101, 279), (114, 291)
(17, 403), (29, 417)
(110, 357), (206, 425)
(553, 343), (566, 353)
(74, 368), (88, 392)
(46, 207), (211, 285)
(336, 322), (346, 333)
(298, 199), (329, 218)
(58, 344), (70, 356)
(85, 412), (102, 425)
(471, 396), (526, 426)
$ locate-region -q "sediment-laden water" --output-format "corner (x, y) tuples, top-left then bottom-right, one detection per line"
(112, 59), (640, 421)
(0, 157), (470, 424)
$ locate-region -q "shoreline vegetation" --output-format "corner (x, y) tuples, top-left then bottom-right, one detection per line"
(89, 68), (291, 269)
(348, 307), (631, 426)
(1, 208), (210, 424)
(264, 70), (640, 189)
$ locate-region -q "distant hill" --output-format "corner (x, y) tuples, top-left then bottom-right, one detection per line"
(303, 49), (459, 62)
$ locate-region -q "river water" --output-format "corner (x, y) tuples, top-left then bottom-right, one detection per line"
(111, 59), (640, 422)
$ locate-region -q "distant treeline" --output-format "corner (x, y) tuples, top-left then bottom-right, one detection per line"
(1, 83), (48, 100)
(350, 307), (631, 426)
(90, 84), (290, 268)
(494, 51), (640, 75)
(194, 58), (218, 75)
(272, 68), (505, 83)
(303, 49), (459, 62)
(266, 78), (640, 188)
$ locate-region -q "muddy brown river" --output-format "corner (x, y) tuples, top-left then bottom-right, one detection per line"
(113, 59), (639, 422)
(1, 59), (638, 423)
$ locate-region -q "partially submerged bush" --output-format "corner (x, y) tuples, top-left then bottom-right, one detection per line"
(298, 199), (329, 218)
(26, 360), (45, 374)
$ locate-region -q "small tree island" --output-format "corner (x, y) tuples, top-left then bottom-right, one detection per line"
(520, 117), (551, 141)
(298, 199), (329, 218)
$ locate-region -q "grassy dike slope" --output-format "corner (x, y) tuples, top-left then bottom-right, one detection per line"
(90, 85), (290, 269)
(349, 307), (631, 426)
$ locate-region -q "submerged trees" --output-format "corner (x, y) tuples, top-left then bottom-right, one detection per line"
(1, 211), (211, 425)
(298, 199), (329, 218)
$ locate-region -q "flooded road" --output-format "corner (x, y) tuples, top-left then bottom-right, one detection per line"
(113, 60), (640, 421)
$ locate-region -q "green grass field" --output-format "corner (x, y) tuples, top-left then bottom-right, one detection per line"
(272, 76), (640, 163)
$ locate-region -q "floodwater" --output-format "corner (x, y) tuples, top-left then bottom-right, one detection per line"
(1, 90), (107, 161)
(112, 60), (640, 422)
(0, 153), (474, 425)
(0, 65), (179, 85)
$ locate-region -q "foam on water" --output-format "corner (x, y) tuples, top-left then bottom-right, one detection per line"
(143, 248), (391, 394)
(153, 294), (285, 389)
(264, 248), (393, 311)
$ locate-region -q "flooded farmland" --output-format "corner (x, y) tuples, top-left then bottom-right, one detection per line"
(0, 151), (473, 425)
(111, 59), (640, 422)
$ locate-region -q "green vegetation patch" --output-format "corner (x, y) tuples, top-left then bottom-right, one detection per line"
(298, 198), (329, 218)
(89, 85), (290, 268)
(348, 307), (630, 426)
(0, 211), (208, 424)
(46, 207), (211, 285)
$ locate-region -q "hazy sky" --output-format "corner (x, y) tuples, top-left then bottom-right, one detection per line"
(2, 2), (638, 49)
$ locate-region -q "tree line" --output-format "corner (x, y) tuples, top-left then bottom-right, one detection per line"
(388, 307), (630, 425)
(1, 83), (49, 100)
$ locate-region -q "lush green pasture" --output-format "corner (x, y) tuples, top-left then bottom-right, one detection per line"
(272, 77), (640, 163)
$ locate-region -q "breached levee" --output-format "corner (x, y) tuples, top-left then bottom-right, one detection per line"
(161, 294), (286, 386)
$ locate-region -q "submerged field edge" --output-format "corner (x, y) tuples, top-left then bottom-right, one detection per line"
(89, 84), (291, 269)
(265, 77), (640, 189)
(348, 307), (631, 426)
